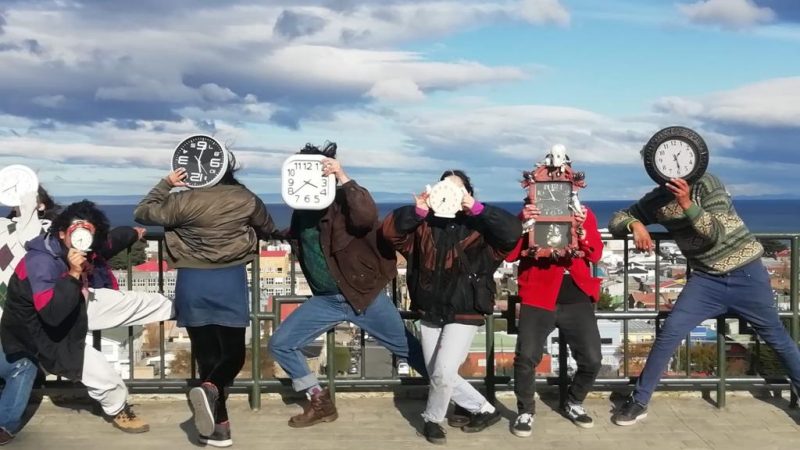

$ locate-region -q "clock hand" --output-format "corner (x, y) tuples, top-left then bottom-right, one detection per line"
(305, 180), (318, 189)
(294, 182), (308, 194)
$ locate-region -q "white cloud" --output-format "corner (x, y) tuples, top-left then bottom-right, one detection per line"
(32, 94), (66, 108)
(654, 77), (800, 127)
(677, 0), (776, 29)
(367, 79), (426, 102)
(518, 0), (571, 26)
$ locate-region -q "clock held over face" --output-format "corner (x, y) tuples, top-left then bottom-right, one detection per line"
(281, 154), (336, 210)
(171, 135), (230, 189)
(426, 179), (465, 218)
(641, 126), (709, 185)
(0, 165), (39, 207)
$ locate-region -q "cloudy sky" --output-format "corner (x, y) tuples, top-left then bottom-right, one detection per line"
(0, 0), (798, 201)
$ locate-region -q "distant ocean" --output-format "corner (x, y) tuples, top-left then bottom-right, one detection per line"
(5, 199), (798, 233)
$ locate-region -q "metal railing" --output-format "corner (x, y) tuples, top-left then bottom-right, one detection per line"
(44, 232), (800, 410)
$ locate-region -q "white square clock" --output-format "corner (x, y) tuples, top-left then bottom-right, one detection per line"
(281, 154), (337, 210)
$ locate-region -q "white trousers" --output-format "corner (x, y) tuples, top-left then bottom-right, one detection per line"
(80, 288), (174, 415)
(420, 321), (489, 423)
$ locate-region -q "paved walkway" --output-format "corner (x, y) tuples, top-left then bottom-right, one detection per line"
(11, 391), (800, 449)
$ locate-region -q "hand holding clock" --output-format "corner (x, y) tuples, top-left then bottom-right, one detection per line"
(521, 204), (541, 221)
(461, 190), (475, 212)
(166, 168), (188, 188)
(321, 158), (350, 185)
(67, 247), (87, 280)
(666, 178), (692, 210)
(413, 190), (430, 212)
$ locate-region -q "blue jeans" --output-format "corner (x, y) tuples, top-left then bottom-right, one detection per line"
(634, 259), (800, 405)
(269, 292), (427, 391)
(0, 345), (37, 433)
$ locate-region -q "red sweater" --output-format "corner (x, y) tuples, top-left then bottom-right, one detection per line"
(506, 207), (604, 311)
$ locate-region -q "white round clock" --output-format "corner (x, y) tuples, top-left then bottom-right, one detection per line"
(0, 165), (39, 207)
(281, 154), (336, 210)
(69, 227), (94, 252)
(426, 179), (465, 218)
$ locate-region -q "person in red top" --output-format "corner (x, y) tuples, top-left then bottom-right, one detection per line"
(506, 199), (604, 437)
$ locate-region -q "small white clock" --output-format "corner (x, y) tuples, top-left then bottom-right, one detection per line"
(281, 154), (336, 210)
(426, 179), (465, 218)
(0, 165), (39, 207)
(69, 227), (94, 252)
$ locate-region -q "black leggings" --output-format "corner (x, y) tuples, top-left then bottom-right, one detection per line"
(187, 325), (247, 423)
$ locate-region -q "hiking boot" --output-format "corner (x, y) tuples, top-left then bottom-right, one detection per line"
(511, 413), (534, 438)
(461, 410), (501, 433)
(189, 382), (219, 437)
(612, 396), (648, 426)
(447, 404), (471, 428)
(0, 427), (14, 445)
(563, 402), (594, 428)
(288, 388), (338, 428)
(199, 422), (233, 448)
(422, 421), (447, 445)
(112, 404), (150, 433)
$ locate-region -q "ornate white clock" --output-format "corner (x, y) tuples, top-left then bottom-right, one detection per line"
(281, 154), (336, 210)
(0, 165), (39, 207)
(426, 179), (465, 218)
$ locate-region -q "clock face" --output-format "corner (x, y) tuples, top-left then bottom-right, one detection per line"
(171, 135), (229, 189)
(642, 126), (709, 185)
(534, 182), (571, 216)
(69, 227), (94, 252)
(281, 155), (336, 210)
(0, 165), (39, 207)
(653, 139), (696, 179)
(426, 180), (464, 218)
(533, 222), (571, 249)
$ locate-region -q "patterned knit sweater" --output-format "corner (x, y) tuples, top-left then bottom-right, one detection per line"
(608, 173), (763, 275)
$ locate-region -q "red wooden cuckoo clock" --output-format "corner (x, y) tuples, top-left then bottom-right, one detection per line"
(520, 144), (587, 260)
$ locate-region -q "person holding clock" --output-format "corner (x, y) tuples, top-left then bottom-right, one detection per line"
(609, 171), (800, 426)
(268, 143), (428, 429)
(382, 170), (521, 445)
(135, 156), (276, 447)
(505, 198), (604, 437)
(0, 200), (174, 439)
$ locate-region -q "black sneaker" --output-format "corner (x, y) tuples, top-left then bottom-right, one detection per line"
(422, 421), (447, 445)
(612, 396), (648, 426)
(461, 410), (501, 433)
(199, 422), (233, 448)
(511, 413), (534, 438)
(447, 404), (472, 428)
(189, 382), (219, 436)
(563, 402), (594, 428)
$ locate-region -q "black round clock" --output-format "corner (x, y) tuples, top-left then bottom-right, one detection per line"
(642, 126), (709, 185)
(171, 135), (229, 189)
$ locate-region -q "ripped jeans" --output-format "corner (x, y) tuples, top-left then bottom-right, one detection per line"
(0, 343), (37, 433)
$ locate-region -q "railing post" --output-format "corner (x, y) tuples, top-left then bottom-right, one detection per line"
(716, 316), (726, 408)
(791, 236), (799, 407)
(558, 336), (568, 408)
(250, 249), (262, 411)
(327, 329), (336, 403)
(485, 314), (496, 403)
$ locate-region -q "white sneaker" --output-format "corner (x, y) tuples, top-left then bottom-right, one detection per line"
(564, 403), (594, 428)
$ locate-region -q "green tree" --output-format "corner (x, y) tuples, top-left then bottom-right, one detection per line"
(597, 291), (617, 311)
(676, 343), (717, 374)
(108, 240), (147, 270)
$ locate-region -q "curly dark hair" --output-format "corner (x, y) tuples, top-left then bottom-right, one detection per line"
(299, 141), (337, 158)
(439, 169), (474, 195)
(50, 200), (110, 251)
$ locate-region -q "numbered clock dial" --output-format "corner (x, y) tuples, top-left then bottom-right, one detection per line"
(69, 227), (94, 252)
(171, 135), (229, 189)
(642, 126), (709, 185)
(534, 182), (571, 216)
(0, 165), (39, 207)
(281, 155), (336, 210)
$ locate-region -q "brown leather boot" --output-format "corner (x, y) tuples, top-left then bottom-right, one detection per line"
(288, 388), (338, 428)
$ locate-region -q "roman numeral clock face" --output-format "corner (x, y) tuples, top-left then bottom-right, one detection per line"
(171, 135), (229, 189)
(281, 155), (337, 210)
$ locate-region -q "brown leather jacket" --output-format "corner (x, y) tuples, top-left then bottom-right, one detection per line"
(134, 179), (276, 268)
(289, 180), (397, 313)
